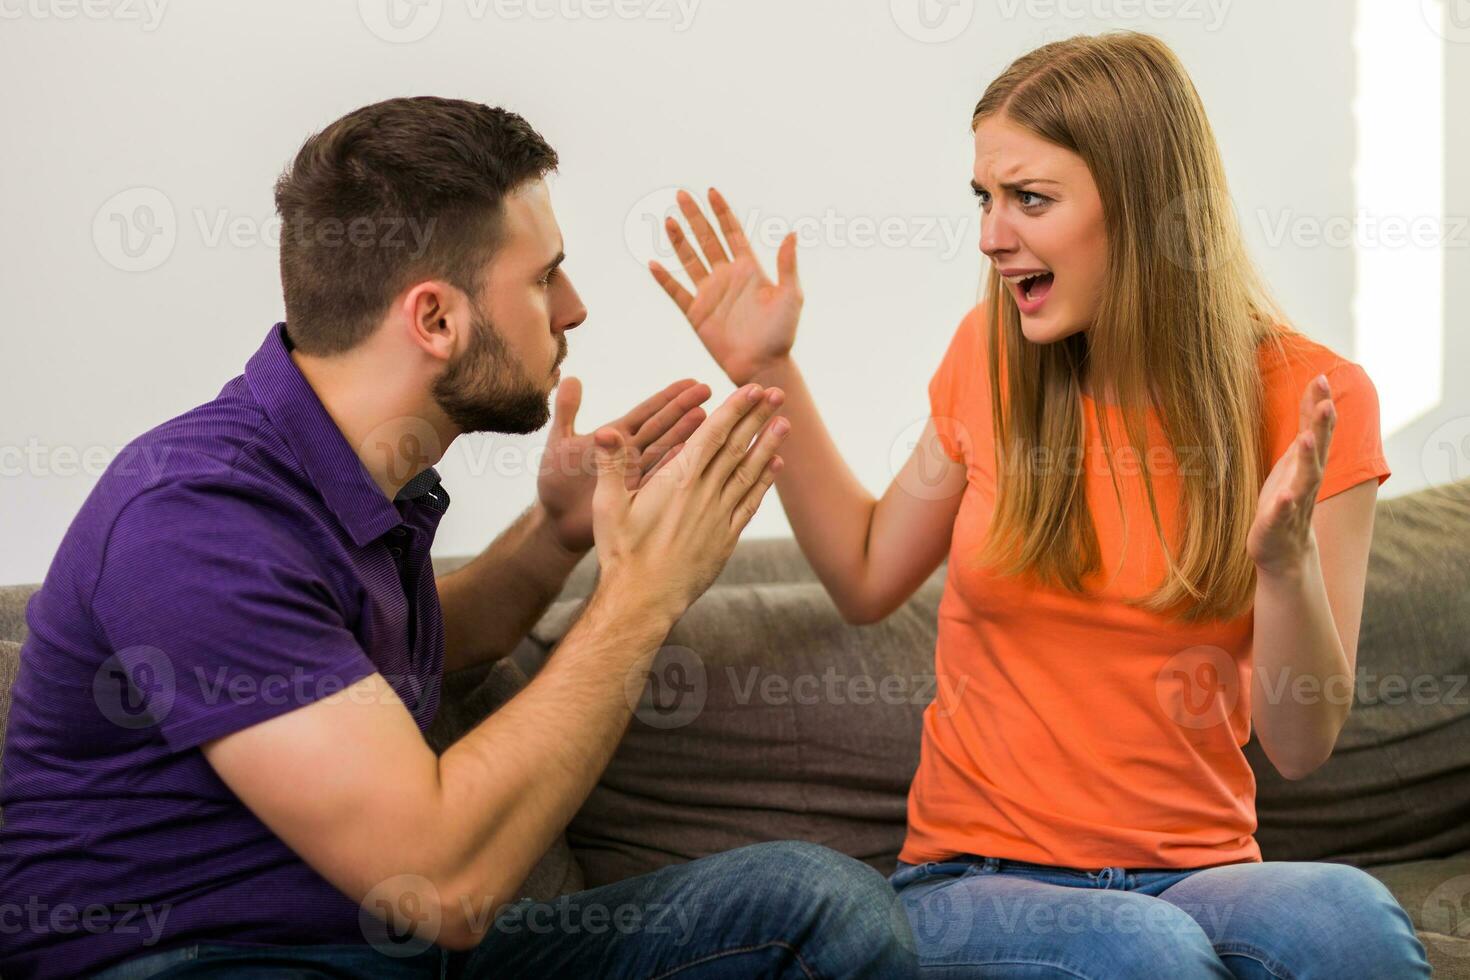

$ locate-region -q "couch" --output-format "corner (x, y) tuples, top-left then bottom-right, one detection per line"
(3, 477), (1468, 977)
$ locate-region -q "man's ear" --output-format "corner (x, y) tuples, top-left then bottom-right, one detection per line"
(400, 280), (461, 362)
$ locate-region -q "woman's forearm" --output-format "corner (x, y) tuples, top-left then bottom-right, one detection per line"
(1249, 539), (1353, 779)
(748, 357), (883, 620)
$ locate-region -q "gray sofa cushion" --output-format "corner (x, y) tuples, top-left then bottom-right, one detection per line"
(532, 574), (945, 888)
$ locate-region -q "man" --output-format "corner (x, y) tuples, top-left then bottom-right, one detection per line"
(0, 97), (919, 978)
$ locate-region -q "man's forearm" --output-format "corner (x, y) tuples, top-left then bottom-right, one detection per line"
(436, 502), (587, 672)
(426, 585), (673, 945)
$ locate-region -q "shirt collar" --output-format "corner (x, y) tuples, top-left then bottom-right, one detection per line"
(245, 322), (446, 547)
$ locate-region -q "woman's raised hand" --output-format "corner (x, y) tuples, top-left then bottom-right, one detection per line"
(649, 188), (803, 385)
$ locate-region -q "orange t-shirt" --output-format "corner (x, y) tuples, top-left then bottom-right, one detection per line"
(899, 304), (1392, 870)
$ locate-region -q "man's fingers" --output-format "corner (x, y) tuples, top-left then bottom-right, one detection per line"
(592, 428), (632, 521)
(619, 378), (703, 436)
(629, 381), (711, 446)
(639, 406), (707, 473)
(708, 187), (753, 258)
(665, 218), (710, 284)
(638, 442), (686, 488)
(682, 384), (769, 473)
(676, 189), (730, 268)
(731, 455), (784, 532)
(722, 412), (790, 507)
(552, 376), (582, 438)
(649, 261), (695, 316)
(706, 388), (785, 484)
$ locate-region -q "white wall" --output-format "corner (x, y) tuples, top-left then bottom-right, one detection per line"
(2, 0), (1465, 584)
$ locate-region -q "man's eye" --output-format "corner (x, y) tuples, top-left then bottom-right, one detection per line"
(974, 190), (991, 209)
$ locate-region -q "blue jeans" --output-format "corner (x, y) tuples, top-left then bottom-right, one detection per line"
(888, 854), (1431, 978)
(90, 840), (919, 979)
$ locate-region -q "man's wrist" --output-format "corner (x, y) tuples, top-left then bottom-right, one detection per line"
(528, 500), (591, 565)
(586, 571), (681, 643)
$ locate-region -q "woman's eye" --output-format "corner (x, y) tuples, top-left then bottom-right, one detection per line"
(1018, 191), (1049, 209)
(539, 268), (559, 286)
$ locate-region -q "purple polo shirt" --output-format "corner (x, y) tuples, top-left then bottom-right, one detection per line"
(0, 323), (451, 978)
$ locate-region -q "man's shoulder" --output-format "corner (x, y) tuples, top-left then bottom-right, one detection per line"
(45, 378), (317, 593)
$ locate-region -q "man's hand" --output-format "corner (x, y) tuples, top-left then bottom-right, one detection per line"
(537, 376), (712, 552)
(591, 382), (789, 622)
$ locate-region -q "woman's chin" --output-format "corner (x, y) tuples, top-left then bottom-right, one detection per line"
(1018, 310), (1085, 345)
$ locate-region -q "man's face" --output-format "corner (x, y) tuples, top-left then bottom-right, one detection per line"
(433, 179), (586, 434)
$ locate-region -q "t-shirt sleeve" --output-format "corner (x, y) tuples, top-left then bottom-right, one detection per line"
(1315, 360), (1392, 501)
(927, 306), (984, 463)
(90, 484), (379, 752)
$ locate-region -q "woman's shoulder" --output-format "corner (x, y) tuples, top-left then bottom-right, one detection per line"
(1256, 325), (1377, 408)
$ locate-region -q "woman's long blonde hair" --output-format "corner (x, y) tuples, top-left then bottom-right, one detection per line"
(974, 32), (1283, 622)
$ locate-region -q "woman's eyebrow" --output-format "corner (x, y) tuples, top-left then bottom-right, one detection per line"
(971, 178), (1063, 194)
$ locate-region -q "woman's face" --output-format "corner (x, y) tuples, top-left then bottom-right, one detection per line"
(972, 115), (1109, 345)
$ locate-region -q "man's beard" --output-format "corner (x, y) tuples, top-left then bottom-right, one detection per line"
(432, 306), (565, 436)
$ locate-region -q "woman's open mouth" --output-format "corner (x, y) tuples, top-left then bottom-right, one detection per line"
(1004, 270), (1054, 315)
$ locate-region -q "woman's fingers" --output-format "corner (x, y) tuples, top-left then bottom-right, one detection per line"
(666, 218), (710, 284)
(649, 260), (695, 315)
(677, 189), (730, 268)
(708, 187), (753, 258)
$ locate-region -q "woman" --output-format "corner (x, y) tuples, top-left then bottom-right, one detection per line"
(647, 31), (1431, 979)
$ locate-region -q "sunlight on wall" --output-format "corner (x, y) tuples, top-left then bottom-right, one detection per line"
(1353, 0), (1445, 436)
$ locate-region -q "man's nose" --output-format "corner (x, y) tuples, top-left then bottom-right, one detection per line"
(556, 278), (588, 333)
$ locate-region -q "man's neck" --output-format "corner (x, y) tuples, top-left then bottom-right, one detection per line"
(290, 347), (455, 500)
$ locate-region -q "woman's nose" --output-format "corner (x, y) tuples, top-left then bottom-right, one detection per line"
(980, 208), (1017, 258)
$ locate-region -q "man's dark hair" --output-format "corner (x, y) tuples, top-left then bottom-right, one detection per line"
(273, 96), (558, 355)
